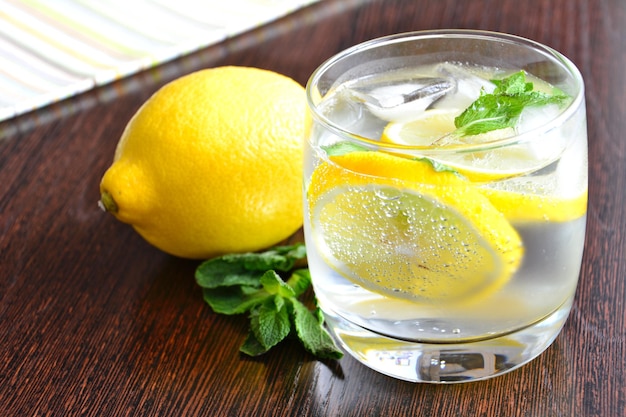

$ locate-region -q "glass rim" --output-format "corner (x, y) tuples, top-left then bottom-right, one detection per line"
(305, 29), (585, 154)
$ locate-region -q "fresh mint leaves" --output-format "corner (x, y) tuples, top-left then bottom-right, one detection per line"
(321, 141), (369, 157)
(195, 243), (343, 360)
(453, 70), (569, 136)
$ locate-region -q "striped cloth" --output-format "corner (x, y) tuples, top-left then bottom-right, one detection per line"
(0, 0), (319, 121)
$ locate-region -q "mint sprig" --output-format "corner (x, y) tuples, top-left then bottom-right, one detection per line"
(195, 243), (343, 360)
(453, 70), (569, 136)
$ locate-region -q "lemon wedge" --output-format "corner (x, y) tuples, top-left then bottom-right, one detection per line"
(380, 109), (561, 182)
(307, 151), (524, 304)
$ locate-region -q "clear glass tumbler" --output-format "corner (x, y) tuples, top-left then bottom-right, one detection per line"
(303, 30), (587, 383)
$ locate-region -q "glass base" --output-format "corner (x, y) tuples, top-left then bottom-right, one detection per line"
(324, 299), (573, 383)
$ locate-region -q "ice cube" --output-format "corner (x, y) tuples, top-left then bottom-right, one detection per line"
(345, 77), (455, 122)
(432, 62), (496, 111)
(516, 103), (562, 134)
(517, 103), (567, 162)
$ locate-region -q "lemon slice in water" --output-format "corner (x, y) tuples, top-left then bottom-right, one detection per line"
(308, 151), (524, 304)
(381, 108), (459, 146)
(381, 108), (561, 182)
(481, 179), (588, 222)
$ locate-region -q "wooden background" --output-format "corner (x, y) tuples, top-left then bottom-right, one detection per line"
(1, 0), (624, 415)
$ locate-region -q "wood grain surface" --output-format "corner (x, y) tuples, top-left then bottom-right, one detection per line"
(1, 0), (624, 416)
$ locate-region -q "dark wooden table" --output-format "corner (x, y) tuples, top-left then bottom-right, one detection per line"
(1, 0), (624, 415)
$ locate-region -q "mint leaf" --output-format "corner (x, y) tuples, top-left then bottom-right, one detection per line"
(454, 70), (569, 136)
(291, 299), (343, 360)
(240, 331), (268, 356)
(260, 270), (296, 299)
(322, 141), (369, 156)
(195, 258), (264, 288)
(202, 286), (268, 315)
(249, 296), (291, 351)
(195, 243), (307, 288)
(413, 156), (459, 174)
(491, 70), (532, 95)
(286, 269), (311, 297)
(195, 244), (343, 360)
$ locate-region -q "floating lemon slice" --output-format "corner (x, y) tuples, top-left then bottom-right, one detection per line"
(380, 109), (561, 182)
(307, 151), (524, 304)
(480, 182), (588, 223)
(381, 108), (459, 146)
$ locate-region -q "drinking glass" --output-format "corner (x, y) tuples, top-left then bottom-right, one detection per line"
(303, 30), (587, 383)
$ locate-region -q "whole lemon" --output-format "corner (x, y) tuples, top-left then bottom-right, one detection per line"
(99, 66), (305, 259)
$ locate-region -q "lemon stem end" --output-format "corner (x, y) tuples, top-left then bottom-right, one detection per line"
(99, 190), (119, 214)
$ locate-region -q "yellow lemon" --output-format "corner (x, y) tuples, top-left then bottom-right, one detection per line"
(100, 66), (305, 259)
(307, 151), (524, 303)
(381, 108), (557, 182)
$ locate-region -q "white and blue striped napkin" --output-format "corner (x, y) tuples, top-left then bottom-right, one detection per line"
(0, 0), (319, 121)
